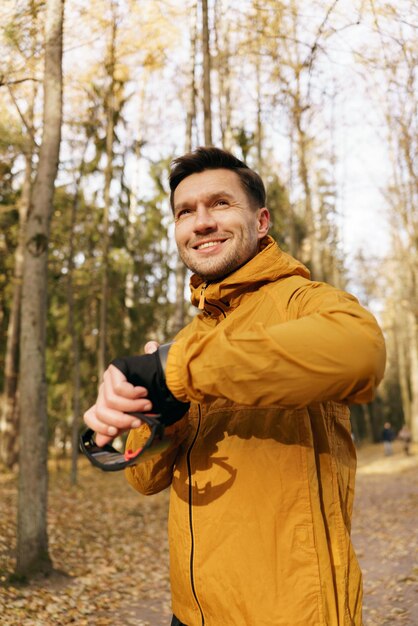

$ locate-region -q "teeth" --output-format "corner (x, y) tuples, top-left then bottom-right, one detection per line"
(196, 241), (221, 250)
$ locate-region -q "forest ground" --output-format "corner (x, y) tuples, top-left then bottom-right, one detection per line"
(0, 440), (417, 626)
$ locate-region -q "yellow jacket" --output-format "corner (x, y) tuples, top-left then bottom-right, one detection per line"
(126, 237), (386, 626)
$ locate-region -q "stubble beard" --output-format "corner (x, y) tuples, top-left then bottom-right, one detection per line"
(178, 237), (259, 282)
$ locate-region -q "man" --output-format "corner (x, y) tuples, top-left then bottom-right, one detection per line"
(84, 147), (386, 626)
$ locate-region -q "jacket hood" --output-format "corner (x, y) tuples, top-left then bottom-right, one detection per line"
(189, 235), (310, 313)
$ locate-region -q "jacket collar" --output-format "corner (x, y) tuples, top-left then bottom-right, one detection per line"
(189, 236), (310, 317)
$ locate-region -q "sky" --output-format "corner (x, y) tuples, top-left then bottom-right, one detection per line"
(327, 3), (394, 263)
(336, 91), (392, 260)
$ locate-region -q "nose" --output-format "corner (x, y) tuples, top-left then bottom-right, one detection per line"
(193, 205), (217, 233)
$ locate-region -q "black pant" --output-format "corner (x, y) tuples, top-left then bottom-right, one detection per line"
(171, 616), (186, 626)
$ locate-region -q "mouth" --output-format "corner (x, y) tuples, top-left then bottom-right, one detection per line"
(191, 238), (229, 251)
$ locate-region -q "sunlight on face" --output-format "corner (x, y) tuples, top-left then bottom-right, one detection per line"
(173, 169), (269, 281)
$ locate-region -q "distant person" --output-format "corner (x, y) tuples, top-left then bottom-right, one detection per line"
(382, 421), (395, 456)
(398, 424), (412, 456)
(84, 147), (386, 625)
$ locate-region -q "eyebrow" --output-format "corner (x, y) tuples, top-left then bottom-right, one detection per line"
(174, 190), (235, 215)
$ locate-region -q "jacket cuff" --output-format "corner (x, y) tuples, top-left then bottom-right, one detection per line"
(157, 342), (172, 375)
(165, 341), (189, 403)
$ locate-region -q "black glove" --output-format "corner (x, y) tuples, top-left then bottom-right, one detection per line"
(111, 345), (189, 427)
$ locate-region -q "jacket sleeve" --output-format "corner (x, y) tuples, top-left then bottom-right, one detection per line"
(125, 416), (189, 496)
(165, 281), (386, 409)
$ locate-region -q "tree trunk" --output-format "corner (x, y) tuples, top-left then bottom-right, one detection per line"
(0, 153), (32, 469)
(68, 149), (87, 486)
(255, 53), (263, 173)
(394, 317), (412, 427)
(172, 2), (198, 336)
(123, 81), (147, 350)
(1, 25), (38, 471)
(123, 189), (136, 351)
(16, 0), (64, 577)
(286, 128), (300, 259)
(361, 403), (373, 443)
(214, 0), (232, 151)
(201, 0), (213, 146)
(407, 310), (418, 442)
(98, 14), (117, 382)
(185, 1), (197, 155)
(293, 105), (323, 281)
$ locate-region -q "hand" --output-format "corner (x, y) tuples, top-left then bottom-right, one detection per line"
(110, 344), (190, 427)
(83, 341), (160, 447)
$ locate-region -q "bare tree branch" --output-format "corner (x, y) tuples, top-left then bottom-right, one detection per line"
(305, 0), (340, 101)
(0, 77), (41, 87)
(6, 84), (39, 149)
(305, 0), (340, 68)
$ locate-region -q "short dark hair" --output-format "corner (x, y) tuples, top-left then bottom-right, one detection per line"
(169, 146), (266, 211)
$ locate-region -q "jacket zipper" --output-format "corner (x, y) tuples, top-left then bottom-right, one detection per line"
(198, 283), (207, 309)
(198, 282), (227, 318)
(187, 406), (205, 625)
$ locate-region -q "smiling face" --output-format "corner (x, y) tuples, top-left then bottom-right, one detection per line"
(173, 169), (270, 281)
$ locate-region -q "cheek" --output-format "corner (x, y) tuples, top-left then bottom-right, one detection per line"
(174, 224), (187, 247)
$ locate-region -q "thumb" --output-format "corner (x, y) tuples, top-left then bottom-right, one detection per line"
(144, 340), (160, 354)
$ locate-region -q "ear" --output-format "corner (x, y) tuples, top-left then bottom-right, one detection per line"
(256, 208), (270, 239)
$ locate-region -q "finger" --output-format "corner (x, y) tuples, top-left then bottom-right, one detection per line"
(83, 405), (143, 448)
(95, 432), (116, 447)
(102, 374), (152, 413)
(92, 383), (145, 429)
(144, 340), (160, 354)
(83, 404), (121, 439)
(106, 365), (149, 398)
(100, 395), (153, 419)
(95, 398), (152, 431)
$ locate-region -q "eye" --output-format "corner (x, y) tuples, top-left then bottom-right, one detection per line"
(175, 208), (192, 220)
(214, 198), (229, 207)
